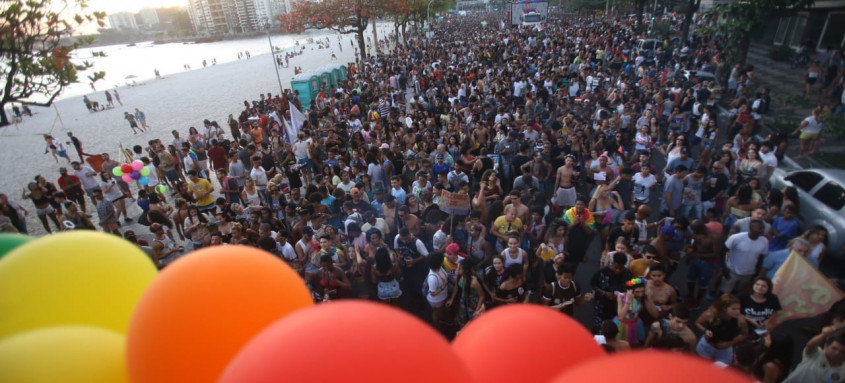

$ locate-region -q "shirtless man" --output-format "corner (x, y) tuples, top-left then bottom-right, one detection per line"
(685, 219), (724, 306)
(397, 205), (422, 237)
(552, 154), (579, 210)
(472, 124), (490, 151)
(645, 263), (677, 319)
(503, 190), (530, 224)
(382, 195), (397, 235)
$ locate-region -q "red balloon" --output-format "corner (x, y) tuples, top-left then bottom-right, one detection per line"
(220, 301), (474, 383)
(549, 351), (753, 383)
(452, 305), (604, 383)
(120, 164), (132, 174)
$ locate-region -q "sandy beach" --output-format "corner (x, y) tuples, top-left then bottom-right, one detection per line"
(0, 27), (390, 237)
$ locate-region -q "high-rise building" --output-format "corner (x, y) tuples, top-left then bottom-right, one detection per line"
(108, 12), (139, 30)
(137, 8), (160, 28)
(187, 0), (289, 34)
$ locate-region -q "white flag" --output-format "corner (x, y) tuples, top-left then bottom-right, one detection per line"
(289, 102), (306, 140)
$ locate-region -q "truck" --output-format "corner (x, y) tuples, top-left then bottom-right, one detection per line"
(508, 1), (548, 26)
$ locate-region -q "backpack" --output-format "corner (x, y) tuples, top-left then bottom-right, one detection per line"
(422, 269), (447, 298)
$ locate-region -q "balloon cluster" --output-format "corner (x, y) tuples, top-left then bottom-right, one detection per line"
(0, 232), (753, 383)
(112, 160), (152, 186)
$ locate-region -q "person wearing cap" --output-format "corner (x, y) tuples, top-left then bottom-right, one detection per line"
(665, 145), (694, 177)
(348, 187), (372, 214)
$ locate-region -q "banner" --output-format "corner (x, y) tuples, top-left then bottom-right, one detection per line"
(440, 190), (470, 215)
(770, 252), (844, 327)
(288, 101), (306, 141)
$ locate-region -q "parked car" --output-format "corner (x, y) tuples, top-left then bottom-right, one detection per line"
(676, 70), (723, 102)
(768, 167), (845, 259)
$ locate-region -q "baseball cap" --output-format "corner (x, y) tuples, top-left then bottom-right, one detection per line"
(446, 243), (460, 255)
(379, 143), (390, 149)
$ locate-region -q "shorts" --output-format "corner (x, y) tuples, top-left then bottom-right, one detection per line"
(84, 186), (101, 197)
(164, 169), (179, 182)
(57, 150), (69, 158)
(428, 299), (446, 308)
(806, 77), (817, 85)
(554, 186), (577, 207)
(36, 204), (55, 216)
(297, 158), (313, 170)
(799, 131), (820, 140)
(687, 258), (718, 288)
(720, 270), (754, 294)
(108, 195), (126, 203)
(377, 279), (402, 300)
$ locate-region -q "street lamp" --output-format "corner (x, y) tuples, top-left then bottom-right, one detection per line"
(426, 0), (435, 38)
(266, 23), (284, 95)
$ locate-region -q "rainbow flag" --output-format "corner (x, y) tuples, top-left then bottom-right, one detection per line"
(562, 207), (595, 230)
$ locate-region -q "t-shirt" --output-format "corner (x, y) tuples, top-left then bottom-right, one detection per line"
(543, 281), (580, 316)
(739, 292), (782, 324)
(660, 175), (684, 212)
(681, 174), (704, 205)
(493, 216), (522, 238)
(770, 216), (800, 252)
(74, 166), (100, 189)
(800, 115), (823, 135)
(725, 232), (769, 276)
(426, 269), (449, 303)
(632, 172), (657, 202)
(783, 346), (845, 383)
(189, 178), (214, 207)
(762, 248), (820, 279)
(250, 167), (268, 191)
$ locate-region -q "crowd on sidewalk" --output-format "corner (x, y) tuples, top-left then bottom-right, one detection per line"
(3, 11), (845, 383)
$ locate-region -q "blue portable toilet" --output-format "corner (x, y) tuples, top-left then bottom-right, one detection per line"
(291, 71), (320, 109)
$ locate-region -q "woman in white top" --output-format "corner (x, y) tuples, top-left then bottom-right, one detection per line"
(241, 178), (262, 207)
(798, 226), (828, 266)
(634, 125), (652, 152)
(793, 107), (824, 158)
(99, 171), (130, 223)
(425, 252), (451, 333)
(501, 235), (526, 268)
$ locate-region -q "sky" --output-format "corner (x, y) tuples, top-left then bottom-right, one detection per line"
(87, 0), (187, 15)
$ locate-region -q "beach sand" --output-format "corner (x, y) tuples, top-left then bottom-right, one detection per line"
(0, 27), (389, 237)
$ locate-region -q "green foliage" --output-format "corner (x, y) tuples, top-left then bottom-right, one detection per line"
(768, 44), (794, 62)
(821, 113), (845, 139)
(0, 0), (106, 126)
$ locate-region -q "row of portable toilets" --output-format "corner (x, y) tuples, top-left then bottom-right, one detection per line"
(290, 63), (347, 109)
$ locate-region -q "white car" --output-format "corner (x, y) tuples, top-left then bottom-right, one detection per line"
(769, 167), (845, 258)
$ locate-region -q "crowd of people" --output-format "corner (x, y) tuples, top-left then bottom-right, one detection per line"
(3, 10), (845, 382)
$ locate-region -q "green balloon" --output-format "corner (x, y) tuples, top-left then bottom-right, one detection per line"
(140, 167), (151, 176)
(0, 233), (32, 260)
(155, 185), (167, 194)
(112, 167), (123, 177)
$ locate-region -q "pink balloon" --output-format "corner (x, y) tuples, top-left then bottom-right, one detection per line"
(131, 160), (144, 172)
(121, 174), (133, 183)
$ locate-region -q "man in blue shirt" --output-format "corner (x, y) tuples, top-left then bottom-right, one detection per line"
(761, 238), (814, 279)
(769, 205), (800, 252)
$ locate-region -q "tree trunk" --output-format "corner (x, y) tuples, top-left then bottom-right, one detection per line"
(357, 30), (367, 60)
(680, 0), (700, 43)
(0, 103), (9, 127)
(737, 34), (751, 68)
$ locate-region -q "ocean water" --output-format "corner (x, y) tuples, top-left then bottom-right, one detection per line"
(64, 29), (344, 101)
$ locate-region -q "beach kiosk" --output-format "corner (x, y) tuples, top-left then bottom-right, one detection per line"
(290, 71), (321, 109)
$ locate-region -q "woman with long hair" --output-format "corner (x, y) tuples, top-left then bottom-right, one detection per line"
(781, 186), (800, 213)
(372, 247), (401, 306)
(21, 181), (61, 233)
(695, 294), (748, 364)
(447, 257), (486, 325)
(740, 277), (782, 333)
(183, 205), (209, 250)
(738, 143), (764, 181)
(490, 263), (528, 308)
(798, 226), (828, 266)
(723, 184), (759, 230)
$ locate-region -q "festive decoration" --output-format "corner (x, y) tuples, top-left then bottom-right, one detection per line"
(220, 302), (473, 382)
(0, 326), (128, 383)
(0, 231), (157, 338)
(0, 233), (31, 260)
(549, 351), (753, 382)
(452, 305), (604, 383)
(126, 246), (313, 383)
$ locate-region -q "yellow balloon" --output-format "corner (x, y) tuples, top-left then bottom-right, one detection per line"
(0, 231), (157, 339)
(0, 326), (128, 383)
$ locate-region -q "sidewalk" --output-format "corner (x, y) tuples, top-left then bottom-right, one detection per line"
(745, 42), (845, 169)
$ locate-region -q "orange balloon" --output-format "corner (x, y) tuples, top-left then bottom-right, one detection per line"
(548, 351), (754, 383)
(126, 246), (313, 383)
(219, 301), (474, 383)
(452, 305), (604, 383)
